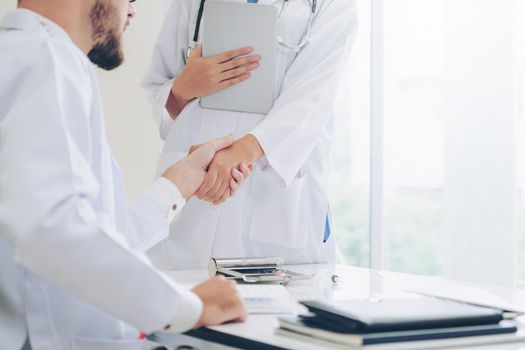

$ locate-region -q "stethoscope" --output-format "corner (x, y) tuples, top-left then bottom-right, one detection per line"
(185, 0), (317, 61)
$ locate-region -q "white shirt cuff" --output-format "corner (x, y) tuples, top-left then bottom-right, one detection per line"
(155, 80), (176, 140)
(147, 177), (186, 224)
(163, 285), (203, 333)
(249, 131), (289, 188)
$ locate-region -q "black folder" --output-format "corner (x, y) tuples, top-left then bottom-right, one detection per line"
(300, 297), (505, 333)
(278, 316), (517, 346)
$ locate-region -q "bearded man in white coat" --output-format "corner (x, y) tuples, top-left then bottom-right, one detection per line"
(0, 0), (251, 349)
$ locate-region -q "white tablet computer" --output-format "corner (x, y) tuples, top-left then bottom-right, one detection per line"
(201, 1), (277, 114)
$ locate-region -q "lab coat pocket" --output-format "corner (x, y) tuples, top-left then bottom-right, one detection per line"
(155, 151), (188, 178)
(72, 337), (149, 350)
(245, 170), (309, 249)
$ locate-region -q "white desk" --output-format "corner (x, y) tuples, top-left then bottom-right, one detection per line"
(151, 264), (525, 350)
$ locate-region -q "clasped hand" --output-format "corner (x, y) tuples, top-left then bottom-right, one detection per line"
(195, 144), (252, 205)
(189, 140), (252, 205)
(161, 135), (252, 202)
(162, 135), (253, 205)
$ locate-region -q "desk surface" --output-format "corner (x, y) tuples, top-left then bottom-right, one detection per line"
(154, 264), (525, 350)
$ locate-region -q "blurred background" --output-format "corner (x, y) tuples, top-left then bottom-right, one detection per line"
(2, 0), (524, 288)
(330, 0), (525, 288)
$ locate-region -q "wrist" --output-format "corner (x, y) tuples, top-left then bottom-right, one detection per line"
(166, 88), (191, 120)
(166, 79), (193, 119)
(171, 78), (194, 102)
(162, 160), (196, 199)
(233, 134), (264, 164)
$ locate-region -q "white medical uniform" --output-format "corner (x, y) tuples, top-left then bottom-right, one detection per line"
(0, 9), (202, 350)
(142, 0), (357, 269)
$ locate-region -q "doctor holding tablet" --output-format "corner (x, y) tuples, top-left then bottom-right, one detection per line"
(142, 0), (358, 269)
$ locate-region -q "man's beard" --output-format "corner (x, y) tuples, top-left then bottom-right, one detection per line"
(88, 0), (124, 71)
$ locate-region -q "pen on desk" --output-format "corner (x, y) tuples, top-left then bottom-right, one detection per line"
(317, 269), (340, 284)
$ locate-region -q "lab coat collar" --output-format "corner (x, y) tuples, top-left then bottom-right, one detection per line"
(0, 8), (72, 42)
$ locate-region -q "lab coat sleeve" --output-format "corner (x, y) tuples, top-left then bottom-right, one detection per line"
(249, 0), (358, 187)
(0, 41), (201, 334)
(125, 177), (186, 253)
(141, 0), (191, 140)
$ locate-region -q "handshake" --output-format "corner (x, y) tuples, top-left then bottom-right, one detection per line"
(162, 134), (254, 204)
(161, 134), (254, 327)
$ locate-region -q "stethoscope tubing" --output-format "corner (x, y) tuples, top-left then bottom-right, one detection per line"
(186, 0), (316, 60)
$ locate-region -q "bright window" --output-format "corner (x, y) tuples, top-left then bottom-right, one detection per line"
(331, 0), (524, 287)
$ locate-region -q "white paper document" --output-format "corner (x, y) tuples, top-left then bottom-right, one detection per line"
(237, 284), (295, 315)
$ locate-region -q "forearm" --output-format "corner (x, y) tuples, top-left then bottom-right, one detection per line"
(6, 195), (186, 333)
(165, 87), (191, 120)
(248, 0), (357, 187)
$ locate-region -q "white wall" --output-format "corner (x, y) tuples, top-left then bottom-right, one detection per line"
(0, 2), (166, 199)
(96, 1), (165, 199)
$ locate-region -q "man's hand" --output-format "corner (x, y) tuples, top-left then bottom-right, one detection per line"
(195, 147), (241, 204)
(191, 276), (247, 328)
(196, 135), (263, 205)
(161, 135), (235, 198)
(188, 143), (254, 203)
(166, 46), (261, 118)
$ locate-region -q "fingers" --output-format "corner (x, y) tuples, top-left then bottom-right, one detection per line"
(213, 188), (231, 206)
(220, 54), (261, 72)
(187, 135), (234, 172)
(232, 167), (244, 183)
(218, 74), (251, 89)
(228, 164), (252, 198)
(208, 180), (230, 203)
(207, 134), (235, 153)
(189, 143), (204, 154)
(219, 62), (260, 82)
(232, 288), (248, 322)
(206, 178), (226, 199)
(221, 281), (246, 322)
(211, 46), (253, 64)
(190, 45), (203, 60)
(196, 168), (218, 198)
(235, 302), (248, 322)
(229, 167), (243, 196)
(192, 276), (247, 327)
(239, 163), (252, 177)
(229, 177), (240, 195)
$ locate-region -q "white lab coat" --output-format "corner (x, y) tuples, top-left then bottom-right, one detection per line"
(0, 10), (202, 350)
(142, 0), (357, 269)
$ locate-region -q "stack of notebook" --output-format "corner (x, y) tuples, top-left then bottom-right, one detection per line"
(277, 297), (519, 348)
